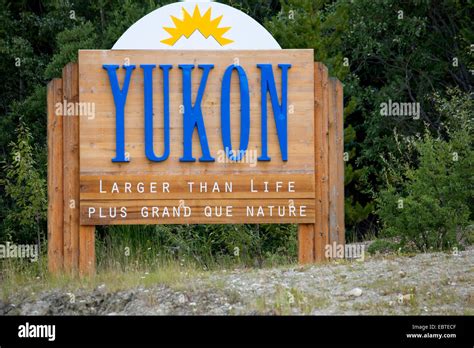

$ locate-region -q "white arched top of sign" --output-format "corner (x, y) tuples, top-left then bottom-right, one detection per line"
(112, 1), (281, 50)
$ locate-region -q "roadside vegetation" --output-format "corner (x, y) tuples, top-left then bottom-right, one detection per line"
(0, 0), (472, 282)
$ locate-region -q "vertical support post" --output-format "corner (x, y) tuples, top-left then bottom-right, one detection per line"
(335, 80), (345, 246)
(298, 63), (344, 264)
(314, 62), (330, 262)
(328, 78), (338, 245)
(48, 62), (96, 276)
(79, 226), (96, 276)
(47, 78), (64, 274)
(62, 62), (80, 275)
(327, 78), (346, 248)
(298, 224), (314, 264)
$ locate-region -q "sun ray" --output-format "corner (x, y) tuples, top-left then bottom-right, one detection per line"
(161, 5), (234, 46)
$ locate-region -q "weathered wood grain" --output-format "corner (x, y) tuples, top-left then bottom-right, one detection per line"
(78, 50), (315, 224)
(335, 80), (345, 246)
(298, 224), (314, 264)
(47, 78), (64, 273)
(80, 174), (314, 200)
(81, 198), (315, 225)
(328, 78), (338, 245)
(62, 62), (80, 275)
(79, 225), (95, 276)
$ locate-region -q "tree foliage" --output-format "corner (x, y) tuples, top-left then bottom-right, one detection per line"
(1, 121), (46, 242)
(377, 88), (473, 251)
(265, 0), (473, 238)
(0, 0), (472, 251)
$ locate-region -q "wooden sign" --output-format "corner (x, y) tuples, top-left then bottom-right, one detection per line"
(46, 1), (344, 276)
(78, 50), (315, 225)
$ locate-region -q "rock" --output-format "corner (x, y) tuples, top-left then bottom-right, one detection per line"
(346, 288), (363, 297)
(398, 293), (413, 304)
(178, 294), (187, 304)
(399, 271), (406, 278)
(20, 300), (49, 315)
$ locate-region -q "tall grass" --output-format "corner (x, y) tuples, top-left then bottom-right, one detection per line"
(0, 224), (297, 298)
(98, 224), (298, 270)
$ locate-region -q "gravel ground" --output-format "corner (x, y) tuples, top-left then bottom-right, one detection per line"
(1, 247), (473, 315)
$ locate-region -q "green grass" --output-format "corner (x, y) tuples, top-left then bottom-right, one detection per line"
(0, 255), (203, 302)
(254, 285), (329, 315)
(0, 223), (298, 300)
(97, 224), (297, 270)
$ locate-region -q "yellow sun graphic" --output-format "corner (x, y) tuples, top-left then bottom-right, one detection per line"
(161, 5), (233, 46)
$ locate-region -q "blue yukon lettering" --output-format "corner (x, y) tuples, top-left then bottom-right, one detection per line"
(179, 64), (215, 162)
(257, 64), (291, 161)
(220, 64), (250, 161)
(103, 63), (291, 163)
(103, 64), (136, 162)
(141, 64), (172, 162)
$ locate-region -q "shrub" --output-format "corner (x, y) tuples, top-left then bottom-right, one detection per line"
(1, 121), (47, 244)
(367, 239), (400, 255)
(376, 88), (473, 252)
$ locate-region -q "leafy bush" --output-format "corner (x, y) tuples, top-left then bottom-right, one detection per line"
(1, 121), (47, 243)
(377, 89), (473, 251)
(367, 239), (400, 255)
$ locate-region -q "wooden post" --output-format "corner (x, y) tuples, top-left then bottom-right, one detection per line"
(298, 224), (314, 264)
(328, 78), (338, 245)
(48, 62), (96, 276)
(62, 63), (80, 275)
(314, 63), (330, 261)
(335, 80), (345, 245)
(298, 63), (344, 264)
(79, 226), (95, 276)
(47, 78), (64, 273)
(327, 78), (346, 249)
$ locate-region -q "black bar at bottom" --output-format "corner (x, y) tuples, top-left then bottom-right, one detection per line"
(0, 315), (471, 346)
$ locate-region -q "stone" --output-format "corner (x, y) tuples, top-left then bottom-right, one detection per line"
(346, 287), (363, 297)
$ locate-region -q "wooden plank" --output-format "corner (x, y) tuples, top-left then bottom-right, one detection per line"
(335, 80), (345, 246)
(81, 198), (315, 225)
(78, 50), (314, 177)
(298, 224), (314, 264)
(328, 78), (338, 245)
(320, 64), (330, 260)
(80, 174), (315, 200)
(78, 50), (315, 225)
(79, 225), (95, 276)
(313, 63), (330, 261)
(47, 78), (64, 274)
(62, 62), (80, 275)
(313, 63), (322, 262)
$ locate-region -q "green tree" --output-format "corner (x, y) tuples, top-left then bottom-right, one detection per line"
(377, 88), (473, 251)
(265, 0), (473, 239)
(0, 0), (472, 251)
(1, 121), (47, 244)
(265, 0), (374, 239)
